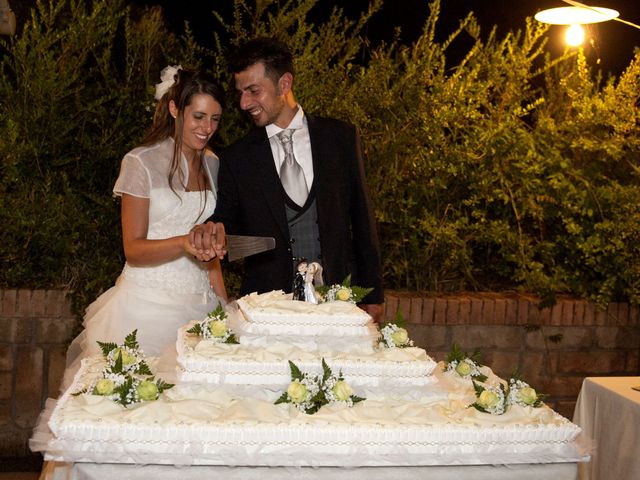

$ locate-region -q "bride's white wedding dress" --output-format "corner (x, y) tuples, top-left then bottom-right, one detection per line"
(62, 137), (223, 388)
(30, 139), (224, 460)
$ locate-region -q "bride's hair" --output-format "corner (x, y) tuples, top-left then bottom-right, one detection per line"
(144, 69), (225, 221)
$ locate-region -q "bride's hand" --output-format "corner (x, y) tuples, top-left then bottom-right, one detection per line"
(182, 234), (208, 260)
(189, 222), (226, 261)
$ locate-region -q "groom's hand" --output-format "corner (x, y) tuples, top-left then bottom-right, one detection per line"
(190, 221), (226, 261)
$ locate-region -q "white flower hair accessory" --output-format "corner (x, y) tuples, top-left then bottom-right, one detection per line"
(154, 65), (182, 100)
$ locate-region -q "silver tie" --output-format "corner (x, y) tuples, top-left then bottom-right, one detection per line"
(277, 129), (308, 206)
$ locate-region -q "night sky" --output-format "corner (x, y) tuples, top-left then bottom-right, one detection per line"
(132, 0), (640, 78)
(10, 1), (638, 77)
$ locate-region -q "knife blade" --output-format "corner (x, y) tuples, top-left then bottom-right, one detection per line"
(225, 235), (276, 262)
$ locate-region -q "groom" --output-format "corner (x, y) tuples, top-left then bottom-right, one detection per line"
(192, 37), (383, 322)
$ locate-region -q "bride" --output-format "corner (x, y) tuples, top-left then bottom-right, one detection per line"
(62, 66), (228, 386)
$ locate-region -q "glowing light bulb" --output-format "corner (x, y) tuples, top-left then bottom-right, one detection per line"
(565, 24), (585, 46)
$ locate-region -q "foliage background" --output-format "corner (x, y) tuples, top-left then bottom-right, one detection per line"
(1, 0), (639, 317)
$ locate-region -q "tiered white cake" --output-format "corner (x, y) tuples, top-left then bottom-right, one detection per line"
(41, 291), (586, 467)
(176, 290), (438, 387)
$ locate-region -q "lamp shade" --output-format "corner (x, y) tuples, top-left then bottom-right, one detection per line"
(534, 6), (619, 25)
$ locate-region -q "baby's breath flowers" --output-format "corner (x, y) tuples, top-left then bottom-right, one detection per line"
(186, 304), (239, 343)
(275, 359), (365, 414)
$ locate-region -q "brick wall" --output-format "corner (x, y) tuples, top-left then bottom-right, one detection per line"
(0, 288), (639, 464)
(0, 289), (75, 467)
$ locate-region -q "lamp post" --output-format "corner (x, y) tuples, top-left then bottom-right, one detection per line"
(0, 0), (15, 36)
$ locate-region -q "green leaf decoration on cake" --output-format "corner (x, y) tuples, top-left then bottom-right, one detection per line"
(155, 378), (174, 393)
(186, 322), (204, 336)
(124, 329), (139, 350)
(393, 308), (407, 329)
(97, 341), (118, 357)
(289, 360), (304, 381)
(321, 358), (332, 383)
(275, 359), (365, 414)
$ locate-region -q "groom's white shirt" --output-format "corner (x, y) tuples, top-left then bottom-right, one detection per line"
(265, 105), (314, 189)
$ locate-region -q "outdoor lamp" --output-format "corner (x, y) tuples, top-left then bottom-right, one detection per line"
(535, 1), (640, 30)
(0, 0), (15, 36)
(534, 1), (633, 47)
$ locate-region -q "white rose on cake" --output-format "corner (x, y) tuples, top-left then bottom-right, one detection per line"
(336, 288), (352, 301)
(287, 380), (309, 404)
(455, 359), (473, 377)
(136, 380), (159, 401)
(94, 378), (115, 396)
(390, 327), (410, 347)
(209, 320), (228, 338)
(332, 380), (354, 401)
(471, 381), (507, 415)
(517, 386), (538, 405)
(477, 390), (499, 409)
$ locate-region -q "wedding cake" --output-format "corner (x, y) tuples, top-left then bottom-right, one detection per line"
(176, 290), (438, 387)
(39, 290), (585, 467)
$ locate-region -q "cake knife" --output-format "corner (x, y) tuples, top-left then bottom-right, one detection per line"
(225, 234), (276, 262)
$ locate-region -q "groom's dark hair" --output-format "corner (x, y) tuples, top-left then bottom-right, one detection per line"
(229, 37), (294, 84)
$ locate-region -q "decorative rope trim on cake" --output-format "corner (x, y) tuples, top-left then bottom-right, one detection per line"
(52, 417), (581, 446)
(51, 435), (579, 448)
(242, 313), (370, 328)
(177, 362), (436, 379)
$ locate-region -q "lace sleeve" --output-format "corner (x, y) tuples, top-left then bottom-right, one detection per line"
(113, 153), (150, 198)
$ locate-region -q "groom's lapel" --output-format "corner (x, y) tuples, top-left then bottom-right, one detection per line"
(249, 129), (289, 240)
(307, 115), (332, 222)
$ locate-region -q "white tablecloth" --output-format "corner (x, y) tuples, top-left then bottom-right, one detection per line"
(41, 461), (578, 480)
(573, 376), (640, 480)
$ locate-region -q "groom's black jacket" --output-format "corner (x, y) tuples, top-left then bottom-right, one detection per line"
(210, 115), (383, 304)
